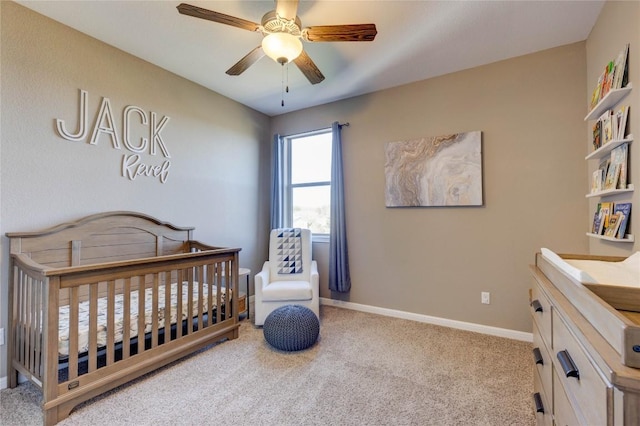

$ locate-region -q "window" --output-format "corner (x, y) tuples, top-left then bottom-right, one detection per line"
(284, 129), (332, 236)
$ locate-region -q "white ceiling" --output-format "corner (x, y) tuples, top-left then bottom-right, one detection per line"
(17, 0), (604, 117)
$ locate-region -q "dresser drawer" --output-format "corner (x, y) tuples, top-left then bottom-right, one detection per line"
(532, 321), (552, 401)
(530, 280), (552, 350)
(553, 370), (581, 426)
(553, 312), (609, 425)
(533, 370), (553, 426)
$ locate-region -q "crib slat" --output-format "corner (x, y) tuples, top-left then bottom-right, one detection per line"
(187, 269), (194, 334)
(68, 286), (79, 380)
(215, 262), (222, 324)
(34, 279), (43, 379)
(107, 280), (115, 365)
(207, 264), (214, 327)
(18, 272), (25, 367)
(228, 260), (233, 320)
(123, 278), (131, 359)
(26, 275), (33, 374)
(176, 270), (183, 339)
(197, 265), (205, 330)
(137, 275), (145, 354)
(164, 271), (171, 343)
(151, 273), (159, 348)
(88, 283), (98, 372)
(25, 274), (35, 375)
(29, 276), (38, 375)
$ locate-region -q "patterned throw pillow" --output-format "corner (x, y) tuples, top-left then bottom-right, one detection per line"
(276, 228), (303, 274)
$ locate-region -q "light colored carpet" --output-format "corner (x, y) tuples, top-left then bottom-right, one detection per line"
(1, 305), (535, 425)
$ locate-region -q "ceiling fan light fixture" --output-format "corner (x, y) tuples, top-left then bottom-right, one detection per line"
(261, 32), (303, 64)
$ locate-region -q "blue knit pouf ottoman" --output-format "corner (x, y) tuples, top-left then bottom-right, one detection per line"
(263, 305), (320, 351)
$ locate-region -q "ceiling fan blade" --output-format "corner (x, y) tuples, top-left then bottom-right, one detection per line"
(177, 3), (260, 32)
(226, 46), (265, 76)
(275, 0), (299, 21)
(293, 50), (325, 85)
(304, 24), (378, 42)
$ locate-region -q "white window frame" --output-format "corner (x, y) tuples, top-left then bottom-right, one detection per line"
(283, 128), (332, 243)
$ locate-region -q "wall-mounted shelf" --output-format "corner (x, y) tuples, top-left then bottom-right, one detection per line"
(586, 184), (634, 198)
(584, 84), (632, 121)
(585, 135), (633, 160)
(586, 233), (635, 243)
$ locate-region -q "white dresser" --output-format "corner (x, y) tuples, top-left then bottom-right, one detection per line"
(530, 252), (640, 425)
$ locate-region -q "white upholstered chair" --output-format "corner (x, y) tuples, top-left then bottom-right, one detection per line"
(254, 228), (319, 326)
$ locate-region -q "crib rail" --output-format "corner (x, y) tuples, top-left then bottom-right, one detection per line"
(9, 262), (48, 387)
(8, 246), (240, 424)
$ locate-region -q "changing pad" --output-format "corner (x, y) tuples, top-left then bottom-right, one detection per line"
(541, 248), (640, 288)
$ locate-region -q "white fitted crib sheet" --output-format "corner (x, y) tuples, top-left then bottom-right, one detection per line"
(58, 282), (228, 357)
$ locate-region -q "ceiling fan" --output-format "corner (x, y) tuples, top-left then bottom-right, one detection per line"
(177, 1), (378, 85)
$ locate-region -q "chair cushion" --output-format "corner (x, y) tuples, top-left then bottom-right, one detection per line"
(262, 280), (312, 302)
(275, 228), (303, 274)
(263, 305), (319, 351)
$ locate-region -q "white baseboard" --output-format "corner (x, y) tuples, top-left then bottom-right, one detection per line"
(320, 297), (533, 342)
(0, 373), (28, 390)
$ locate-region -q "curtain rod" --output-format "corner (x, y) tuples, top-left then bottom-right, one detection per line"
(281, 122), (350, 138)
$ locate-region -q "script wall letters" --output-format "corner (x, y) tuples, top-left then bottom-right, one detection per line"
(54, 89), (172, 183)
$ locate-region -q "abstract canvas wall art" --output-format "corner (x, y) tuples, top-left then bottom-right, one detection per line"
(384, 131), (483, 207)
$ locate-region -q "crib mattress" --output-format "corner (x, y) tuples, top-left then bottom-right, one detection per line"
(58, 282), (228, 357)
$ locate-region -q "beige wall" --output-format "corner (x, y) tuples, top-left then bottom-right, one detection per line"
(586, 0), (639, 255)
(3, 0), (636, 386)
(272, 42), (590, 334)
(0, 2), (271, 379)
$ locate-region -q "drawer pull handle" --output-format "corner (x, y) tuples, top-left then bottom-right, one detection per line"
(531, 299), (543, 313)
(557, 350), (579, 379)
(533, 392), (544, 414)
(533, 347), (543, 365)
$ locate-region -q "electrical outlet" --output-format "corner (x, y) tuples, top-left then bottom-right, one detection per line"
(481, 292), (491, 305)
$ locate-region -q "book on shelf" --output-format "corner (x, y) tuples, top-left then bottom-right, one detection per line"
(591, 72), (606, 110)
(602, 112), (613, 144)
(597, 158), (609, 188)
(591, 210), (602, 234)
(603, 160), (620, 190)
(613, 203), (632, 238)
(611, 143), (628, 189)
(604, 212), (623, 238)
(592, 120), (602, 150)
(617, 43), (629, 89)
(591, 169), (604, 193)
(599, 202), (614, 230)
(611, 112), (619, 141)
(601, 62), (612, 99)
(616, 105), (629, 139)
(596, 210), (606, 235)
(588, 43), (630, 110)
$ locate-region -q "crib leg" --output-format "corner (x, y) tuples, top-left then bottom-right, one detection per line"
(7, 364), (18, 388)
(44, 402), (75, 426)
(43, 406), (59, 426)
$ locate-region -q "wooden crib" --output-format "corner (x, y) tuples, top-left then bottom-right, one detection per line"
(6, 211), (242, 425)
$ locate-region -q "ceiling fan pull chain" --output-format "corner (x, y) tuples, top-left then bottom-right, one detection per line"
(281, 63), (285, 107)
(286, 63), (290, 93)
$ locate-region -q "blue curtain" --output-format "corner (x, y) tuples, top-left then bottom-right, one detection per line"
(329, 122), (351, 293)
(270, 134), (284, 230)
